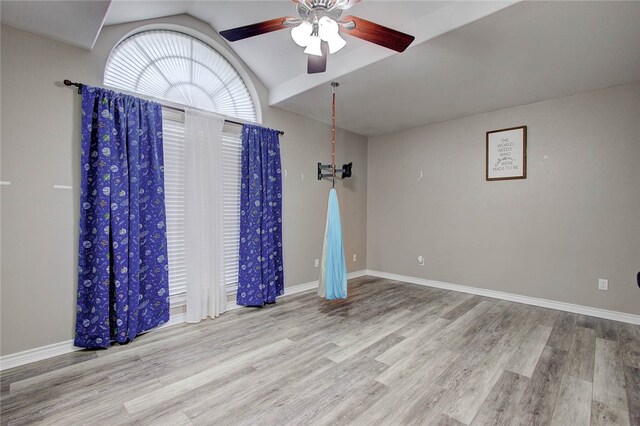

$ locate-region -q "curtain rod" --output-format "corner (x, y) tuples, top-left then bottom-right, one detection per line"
(63, 79), (284, 136)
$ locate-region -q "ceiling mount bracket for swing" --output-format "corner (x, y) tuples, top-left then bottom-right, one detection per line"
(317, 81), (353, 183)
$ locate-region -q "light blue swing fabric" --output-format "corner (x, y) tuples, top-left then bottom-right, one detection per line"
(318, 188), (347, 300)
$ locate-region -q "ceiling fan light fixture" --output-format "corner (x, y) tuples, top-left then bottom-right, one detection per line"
(291, 21), (312, 47)
(304, 35), (323, 56)
(318, 16), (346, 54)
(318, 16), (338, 39)
(326, 32), (346, 54)
(219, 0), (415, 75)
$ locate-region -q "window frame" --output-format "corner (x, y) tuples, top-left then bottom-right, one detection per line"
(103, 24), (261, 124)
(103, 25), (261, 307)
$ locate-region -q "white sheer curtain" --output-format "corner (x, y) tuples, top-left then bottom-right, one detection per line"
(184, 109), (226, 322)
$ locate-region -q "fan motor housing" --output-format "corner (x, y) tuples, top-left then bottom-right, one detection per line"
(298, 2), (343, 22)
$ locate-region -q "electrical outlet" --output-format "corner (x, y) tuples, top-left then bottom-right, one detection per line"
(353, 254), (357, 262)
(314, 259), (319, 268)
(417, 255), (425, 266)
(598, 279), (608, 291)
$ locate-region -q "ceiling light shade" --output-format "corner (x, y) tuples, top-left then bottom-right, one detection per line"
(291, 21), (312, 47)
(304, 35), (323, 56)
(318, 16), (339, 40)
(318, 16), (346, 54)
(325, 32), (346, 54)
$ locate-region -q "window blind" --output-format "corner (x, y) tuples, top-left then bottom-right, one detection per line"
(104, 30), (257, 122)
(162, 116), (187, 307)
(221, 132), (243, 293)
(162, 113), (243, 306)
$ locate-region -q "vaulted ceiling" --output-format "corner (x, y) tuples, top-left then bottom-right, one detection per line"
(2, 1), (640, 136)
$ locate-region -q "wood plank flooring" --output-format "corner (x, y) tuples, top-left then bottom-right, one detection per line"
(1, 276), (639, 425)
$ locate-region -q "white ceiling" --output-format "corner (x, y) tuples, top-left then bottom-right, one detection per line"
(277, 1), (640, 135)
(3, 1), (640, 136)
(0, 0), (111, 49)
(103, 1), (507, 94)
(187, 1), (453, 89)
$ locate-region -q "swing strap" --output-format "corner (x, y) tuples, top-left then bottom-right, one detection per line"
(331, 82), (338, 188)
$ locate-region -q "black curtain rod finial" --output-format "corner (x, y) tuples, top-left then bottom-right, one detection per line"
(63, 79), (82, 94)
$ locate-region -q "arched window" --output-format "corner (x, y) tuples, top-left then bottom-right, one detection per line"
(104, 30), (257, 122)
(104, 29), (252, 308)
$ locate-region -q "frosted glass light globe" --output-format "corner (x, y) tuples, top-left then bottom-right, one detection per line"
(304, 35), (323, 56)
(325, 33), (346, 54)
(291, 21), (312, 47)
(318, 16), (338, 39)
(318, 16), (346, 54)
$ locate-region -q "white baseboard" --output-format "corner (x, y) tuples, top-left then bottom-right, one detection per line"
(0, 340), (79, 372)
(348, 270), (369, 279)
(286, 269), (368, 294)
(0, 312), (190, 372)
(364, 270), (640, 325)
(225, 270), (368, 311)
(17, 268), (634, 371)
(226, 301), (241, 311)
(162, 312), (186, 328)
(1, 271), (369, 371)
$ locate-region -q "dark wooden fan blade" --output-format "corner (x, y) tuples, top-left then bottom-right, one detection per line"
(307, 42), (328, 74)
(220, 17), (291, 42)
(341, 15), (415, 52)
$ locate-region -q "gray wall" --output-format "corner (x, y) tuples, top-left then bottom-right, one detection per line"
(3, 13), (638, 358)
(367, 81), (640, 315)
(0, 16), (367, 356)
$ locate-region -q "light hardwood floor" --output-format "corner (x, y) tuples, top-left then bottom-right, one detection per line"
(1, 276), (639, 425)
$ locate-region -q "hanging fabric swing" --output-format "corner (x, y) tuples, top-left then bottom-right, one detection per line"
(317, 82), (348, 300)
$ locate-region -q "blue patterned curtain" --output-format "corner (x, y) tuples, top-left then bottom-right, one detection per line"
(237, 125), (284, 306)
(75, 85), (169, 348)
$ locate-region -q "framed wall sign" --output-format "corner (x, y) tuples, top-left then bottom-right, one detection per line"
(486, 125), (527, 181)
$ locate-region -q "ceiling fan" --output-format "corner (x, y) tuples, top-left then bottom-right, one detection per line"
(219, 0), (415, 74)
